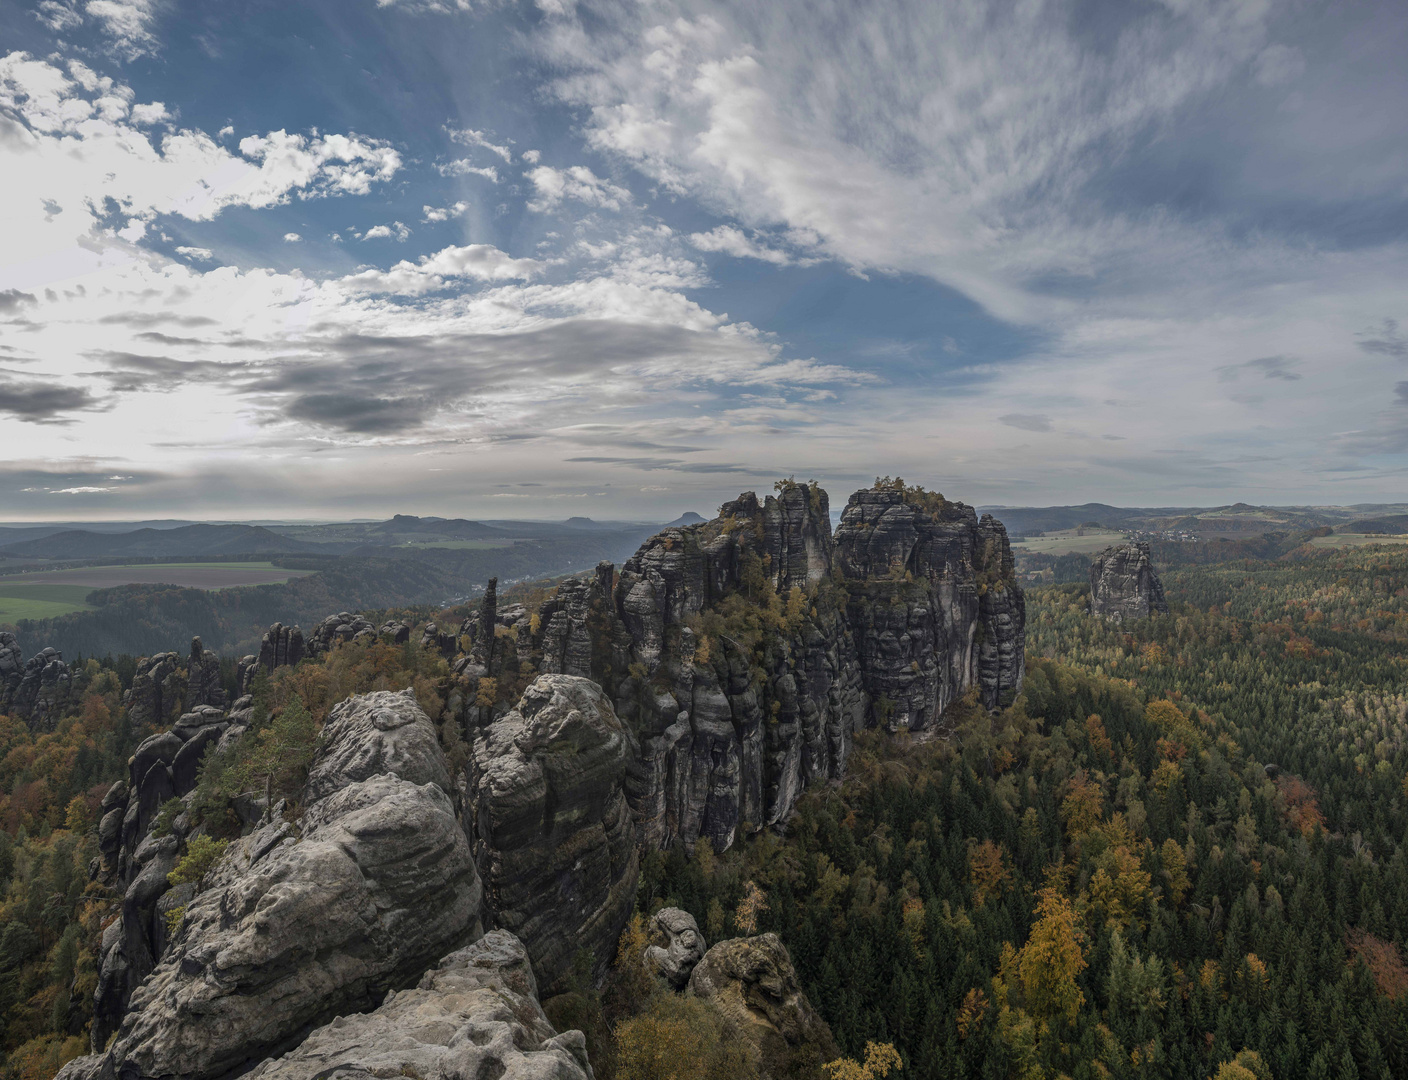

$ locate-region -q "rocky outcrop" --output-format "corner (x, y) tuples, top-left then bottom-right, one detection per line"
(454, 481), (1023, 855)
(307, 611), (378, 657)
(1, 642), (72, 727)
(77, 690), (483, 1080)
(244, 930), (591, 1080)
(1089, 542), (1169, 622)
(646, 907), (706, 989)
(237, 621), (305, 694)
(834, 489), (1025, 728)
(125, 652), (186, 729)
(687, 933), (837, 1067)
(0, 632), (22, 712)
(185, 636), (226, 711)
(468, 675), (638, 996)
(304, 688), (450, 805)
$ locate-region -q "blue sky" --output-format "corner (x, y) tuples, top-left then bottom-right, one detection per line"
(1, 0), (1406, 520)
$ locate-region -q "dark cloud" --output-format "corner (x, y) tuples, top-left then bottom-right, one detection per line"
(565, 456), (756, 473)
(135, 332), (211, 346)
(1358, 319), (1408, 359)
(0, 378), (104, 423)
(1393, 381), (1408, 405)
(97, 312), (218, 328)
(1217, 356), (1302, 382)
(998, 413), (1053, 432)
(0, 290), (36, 315)
(283, 393), (430, 433)
(83, 351), (253, 393)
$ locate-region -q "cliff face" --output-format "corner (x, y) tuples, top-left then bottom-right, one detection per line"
(1089, 542), (1169, 622)
(455, 480), (1024, 855)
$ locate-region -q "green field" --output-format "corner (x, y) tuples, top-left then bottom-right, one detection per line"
(0, 562), (316, 625)
(1306, 532), (1408, 548)
(1009, 528), (1127, 555)
(0, 583), (97, 623)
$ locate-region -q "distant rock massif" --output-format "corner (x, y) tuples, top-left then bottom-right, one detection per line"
(1089, 542), (1169, 622)
(38, 479), (1025, 1080)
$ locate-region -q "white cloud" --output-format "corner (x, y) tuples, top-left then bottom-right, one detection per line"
(362, 221), (411, 241)
(0, 52), (405, 293)
(174, 245), (213, 260)
(437, 160), (499, 181)
(446, 126), (512, 162)
(526, 165), (631, 213)
(283, 232), (301, 242)
(688, 225), (806, 266)
(339, 242), (543, 293)
(129, 100), (168, 125)
(84, 0), (160, 61)
(423, 201), (469, 222)
(521, 149), (540, 164)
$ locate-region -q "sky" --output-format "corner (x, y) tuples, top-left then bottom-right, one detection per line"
(1, 0), (1407, 522)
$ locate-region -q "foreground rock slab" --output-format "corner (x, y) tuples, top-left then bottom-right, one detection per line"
(63, 691), (483, 1080)
(247, 930), (593, 1080)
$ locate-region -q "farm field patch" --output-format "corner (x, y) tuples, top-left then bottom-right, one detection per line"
(1009, 529), (1127, 555)
(0, 562), (318, 625)
(0, 583), (97, 623)
(1306, 533), (1408, 549)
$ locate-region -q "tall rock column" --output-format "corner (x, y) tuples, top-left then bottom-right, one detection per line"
(1089, 542), (1169, 622)
(467, 674), (638, 994)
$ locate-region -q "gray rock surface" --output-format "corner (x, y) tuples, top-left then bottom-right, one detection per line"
(645, 907), (706, 989)
(468, 675), (638, 996)
(304, 688), (451, 805)
(1089, 542), (1169, 622)
(461, 480), (1023, 854)
(237, 621), (306, 694)
(245, 930), (592, 1080)
(125, 652), (186, 729)
(86, 773), (481, 1079)
(185, 636), (226, 711)
(687, 933), (838, 1066)
(8, 645), (72, 727)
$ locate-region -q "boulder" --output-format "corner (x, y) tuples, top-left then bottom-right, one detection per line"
(92, 775), (482, 1080)
(687, 933), (838, 1067)
(303, 688), (451, 805)
(468, 674), (638, 995)
(245, 931), (592, 1080)
(1089, 542), (1169, 622)
(645, 907), (706, 989)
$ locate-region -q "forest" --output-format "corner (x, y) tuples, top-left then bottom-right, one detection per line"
(1, 545), (1406, 1078)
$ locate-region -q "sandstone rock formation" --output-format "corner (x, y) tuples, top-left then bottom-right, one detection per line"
(468, 674), (638, 996)
(0, 632), (22, 711)
(687, 933), (838, 1068)
(646, 907), (706, 989)
(452, 480), (1024, 855)
(125, 652), (187, 729)
(1089, 542), (1169, 622)
(185, 636), (226, 711)
(307, 611), (378, 656)
(0, 639), (72, 726)
(74, 689), (483, 1080)
(834, 487), (1024, 728)
(237, 621), (305, 694)
(244, 930), (591, 1080)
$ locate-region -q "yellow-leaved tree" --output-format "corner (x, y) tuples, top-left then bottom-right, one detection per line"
(822, 1041), (902, 1080)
